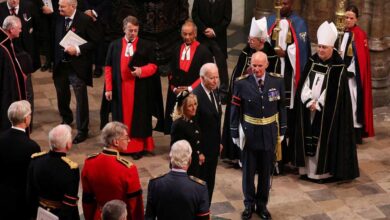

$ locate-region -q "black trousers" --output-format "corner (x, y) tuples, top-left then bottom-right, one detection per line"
(242, 147), (274, 208)
(54, 63), (89, 134)
(200, 155), (218, 205)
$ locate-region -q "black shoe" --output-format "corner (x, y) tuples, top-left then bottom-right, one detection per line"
(241, 206), (254, 220)
(131, 152), (143, 160)
(93, 66), (103, 78)
(256, 205), (272, 219)
(72, 133), (87, 144)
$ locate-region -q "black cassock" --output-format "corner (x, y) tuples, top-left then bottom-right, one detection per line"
(291, 50), (359, 180)
(0, 28), (26, 132)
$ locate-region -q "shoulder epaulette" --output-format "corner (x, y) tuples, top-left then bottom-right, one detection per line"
(31, 151), (48, 159)
(189, 175), (206, 185)
(235, 74), (249, 81)
(116, 156), (132, 168)
(150, 173), (167, 181)
(269, 72), (283, 78)
(61, 157), (79, 169)
(86, 153), (100, 160)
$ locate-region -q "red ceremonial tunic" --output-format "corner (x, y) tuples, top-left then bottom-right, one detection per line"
(105, 37), (157, 153)
(81, 148), (144, 220)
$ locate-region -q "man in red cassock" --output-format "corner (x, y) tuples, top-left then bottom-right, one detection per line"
(82, 122), (144, 220)
(164, 20), (213, 134)
(104, 15), (164, 159)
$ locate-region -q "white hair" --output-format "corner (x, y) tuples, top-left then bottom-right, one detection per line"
(199, 63), (218, 77)
(49, 125), (72, 150)
(102, 200), (127, 220)
(101, 121), (128, 146)
(7, 100), (31, 126)
(170, 140), (193, 168)
(2, 15), (20, 31)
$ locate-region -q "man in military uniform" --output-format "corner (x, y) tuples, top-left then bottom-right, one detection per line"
(221, 17), (279, 165)
(27, 124), (80, 220)
(81, 122), (144, 220)
(145, 140), (210, 220)
(230, 51), (287, 220)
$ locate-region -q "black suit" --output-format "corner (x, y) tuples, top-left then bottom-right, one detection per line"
(84, 0), (112, 68)
(193, 85), (222, 204)
(192, 0), (232, 95)
(0, 128), (41, 220)
(53, 10), (99, 135)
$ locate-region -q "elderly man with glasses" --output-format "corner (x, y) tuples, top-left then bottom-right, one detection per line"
(81, 121), (144, 220)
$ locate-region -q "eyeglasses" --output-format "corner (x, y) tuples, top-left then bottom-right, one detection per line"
(118, 135), (130, 141)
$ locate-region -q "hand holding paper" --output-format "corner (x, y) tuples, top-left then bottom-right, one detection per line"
(59, 30), (87, 49)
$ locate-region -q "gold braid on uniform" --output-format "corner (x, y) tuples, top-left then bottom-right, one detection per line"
(31, 151), (48, 158)
(116, 156), (133, 168)
(61, 157), (78, 169)
(189, 176), (206, 185)
(269, 72), (283, 78)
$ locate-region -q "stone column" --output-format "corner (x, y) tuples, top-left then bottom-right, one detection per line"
(254, 0), (274, 19)
(368, 0), (390, 107)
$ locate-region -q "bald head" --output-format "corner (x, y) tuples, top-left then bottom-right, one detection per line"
(251, 51), (269, 78)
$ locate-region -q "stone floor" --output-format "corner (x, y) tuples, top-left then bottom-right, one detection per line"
(29, 26), (390, 220)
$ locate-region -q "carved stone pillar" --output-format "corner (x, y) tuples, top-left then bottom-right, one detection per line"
(254, 0), (274, 19)
(368, 0), (390, 107)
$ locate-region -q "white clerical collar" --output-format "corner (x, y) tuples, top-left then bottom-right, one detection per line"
(12, 126), (25, 132)
(7, 3), (19, 11)
(124, 36), (135, 43)
(171, 168), (186, 173)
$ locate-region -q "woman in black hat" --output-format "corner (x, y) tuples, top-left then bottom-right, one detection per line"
(170, 90), (204, 178)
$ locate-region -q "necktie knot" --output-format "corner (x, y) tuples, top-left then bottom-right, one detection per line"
(258, 79), (264, 92)
(65, 18), (72, 30)
(10, 7), (16, 15)
(209, 91), (217, 111)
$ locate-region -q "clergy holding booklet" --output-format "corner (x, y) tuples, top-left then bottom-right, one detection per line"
(291, 21), (359, 183)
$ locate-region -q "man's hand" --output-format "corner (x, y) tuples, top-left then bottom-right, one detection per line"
(64, 46), (77, 56)
(199, 153), (205, 165)
(174, 86), (187, 95)
(42, 6), (53, 14)
(275, 48), (286, 58)
(310, 101), (317, 112)
(84, 10), (97, 21)
(204, 28), (215, 38)
(131, 67), (142, 77)
(219, 144), (223, 155)
(105, 91), (112, 101)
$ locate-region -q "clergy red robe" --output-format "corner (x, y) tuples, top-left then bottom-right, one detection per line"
(347, 25), (374, 137)
(164, 41), (213, 134)
(105, 37), (158, 153)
